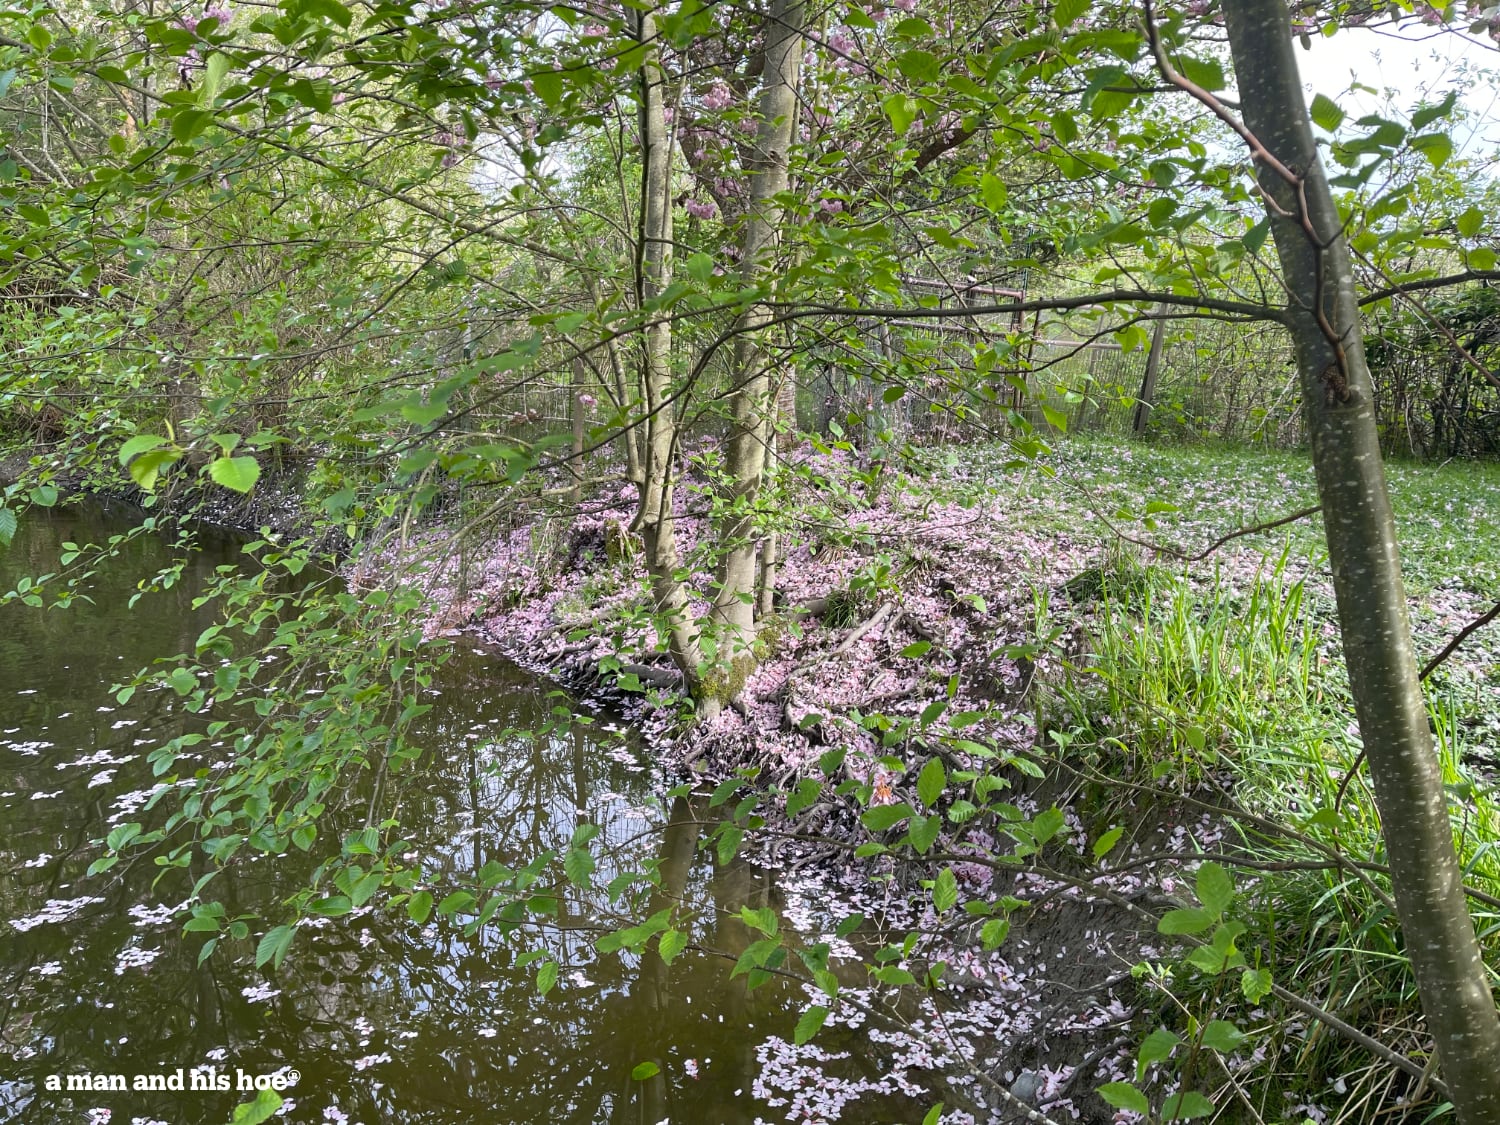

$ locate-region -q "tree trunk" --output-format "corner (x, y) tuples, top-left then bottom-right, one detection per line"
(1133, 309), (1167, 436)
(629, 5), (705, 702)
(1221, 1), (1500, 1116)
(568, 356), (586, 508)
(709, 0), (805, 668)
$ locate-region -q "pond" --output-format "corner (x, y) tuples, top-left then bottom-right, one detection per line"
(0, 504), (955, 1125)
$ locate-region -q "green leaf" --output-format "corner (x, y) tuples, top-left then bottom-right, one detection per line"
(630, 1061), (660, 1081)
(532, 69), (564, 108)
(290, 0), (352, 27)
(1136, 1026), (1181, 1080)
(1411, 90), (1457, 130)
(1162, 1090), (1215, 1120)
(883, 93), (918, 136)
(1457, 205), (1484, 239)
(1159, 908), (1215, 934)
(658, 927), (689, 965)
(230, 1089), (283, 1125)
(169, 667), (197, 696)
(107, 823), (142, 851)
(1241, 966), (1273, 1002)
(407, 890), (433, 924)
(1186, 944), (1232, 974)
(564, 847), (595, 889)
(921, 1105), (945, 1125)
(438, 890), (476, 916)
(1054, 0), (1089, 28)
(895, 49), (939, 83)
(917, 757), (946, 808)
(1199, 1020), (1246, 1052)
(1469, 247), (1497, 271)
(862, 802), (914, 832)
(907, 812), (941, 854)
(171, 108), (213, 142)
(254, 924), (294, 970)
(209, 455), (261, 494)
(686, 252), (714, 282)
(0, 507), (16, 546)
(900, 640), (932, 659)
(1409, 131), (1452, 169)
(1098, 1082), (1151, 1115)
(1031, 806), (1066, 843)
(536, 959), (558, 996)
(29, 484), (58, 508)
(932, 867), (958, 913)
(349, 871), (382, 908)
(740, 906), (779, 936)
(1309, 93), (1344, 132)
(979, 173), (1007, 211)
(717, 823), (744, 866)
(1195, 861), (1234, 915)
(980, 917), (1010, 950)
(794, 1005), (828, 1045)
(288, 77), (334, 112)
(202, 51), (230, 104)
(1092, 826), (1124, 859)
(1243, 216), (1271, 254)
(786, 778), (821, 819)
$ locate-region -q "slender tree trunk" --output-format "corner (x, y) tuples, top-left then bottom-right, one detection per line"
(1133, 309), (1167, 435)
(629, 4), (705, 700)
(708, 0), (805, 672)
(1221, 2), (1500, 1116)
(568, 356), (586, 508)
(755, 359), (796, 619)
(586, 277), (644, 483)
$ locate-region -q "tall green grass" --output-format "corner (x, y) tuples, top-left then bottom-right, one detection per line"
(1037, 547), (1500, 1120)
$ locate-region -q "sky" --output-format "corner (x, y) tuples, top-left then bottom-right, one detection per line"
(1296, 23), (1500, 157)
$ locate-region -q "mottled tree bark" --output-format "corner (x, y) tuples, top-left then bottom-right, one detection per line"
(1220, 0), (1500, 1116)
(709, 0), (805, 667)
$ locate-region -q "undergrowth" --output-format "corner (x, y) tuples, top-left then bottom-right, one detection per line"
(1034, 539), (1500, 1122)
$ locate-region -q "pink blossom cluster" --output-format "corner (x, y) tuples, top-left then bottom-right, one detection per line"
(701, 82), (734, 111)
(177, 4), (231, 34)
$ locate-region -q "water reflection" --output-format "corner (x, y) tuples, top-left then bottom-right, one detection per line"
(1, 505), (968, 1125)
(0, 506), (802, 1125)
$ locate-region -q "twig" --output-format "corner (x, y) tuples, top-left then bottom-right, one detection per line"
(1271, 984), (1450, 1100)
(1335, 596), (1500, 808)
(1116, 504), (1322, 563)
(1419, 598), (1500, 682)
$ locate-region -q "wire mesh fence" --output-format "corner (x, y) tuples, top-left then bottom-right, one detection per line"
(799, 314), (1303, 450)
(438, 292), (1499, 464)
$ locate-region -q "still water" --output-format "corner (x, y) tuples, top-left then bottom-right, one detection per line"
(0, 504), (938, 1125)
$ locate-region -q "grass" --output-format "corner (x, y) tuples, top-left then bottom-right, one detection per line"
(914, 434), (1500, 598)
(995, 436), (1500, 1120)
